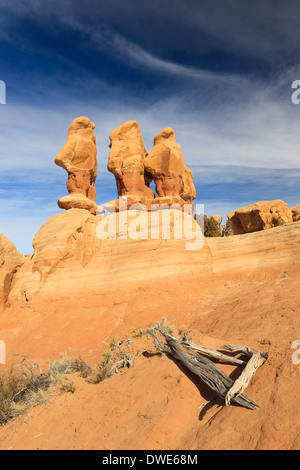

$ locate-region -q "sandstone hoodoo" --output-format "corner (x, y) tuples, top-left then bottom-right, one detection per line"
(145, 128), (184, 198)
(55, 117), (99, 215)
(145, 127), (193, 211)
(227, 200), (293, 235)
(106, 120), (154, 212)
(106, 122), (196, 213)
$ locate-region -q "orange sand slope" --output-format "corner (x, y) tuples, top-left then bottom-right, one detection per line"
(0, 214), (299, 450)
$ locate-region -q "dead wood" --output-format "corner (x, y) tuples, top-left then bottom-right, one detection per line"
(224, 350), (267, 406)
(147, 319), (267, 410)
(182, 340), (247, 366)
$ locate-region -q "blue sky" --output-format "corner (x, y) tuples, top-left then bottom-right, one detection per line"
(0, 0), (300, 254)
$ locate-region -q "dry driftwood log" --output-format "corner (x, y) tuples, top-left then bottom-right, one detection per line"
(182, 340), (247, 366)
(219, 345), (268, 406)
(147, 319), (267, 410)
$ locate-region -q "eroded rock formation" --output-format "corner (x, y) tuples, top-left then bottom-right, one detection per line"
(55, 117), (99, 214)
(228, 200), (293, 235)
(107, 120), (154, 211)
(181, 166), (197, 203)
(290, 204), (300, 222)
(107, 123), (196, 212)
(145, 128), (184, 202)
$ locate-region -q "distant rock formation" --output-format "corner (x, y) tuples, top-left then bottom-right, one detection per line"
(290, 204), (300, 222)
(55, 117), (99, 215)
(227, 200), (293, 235)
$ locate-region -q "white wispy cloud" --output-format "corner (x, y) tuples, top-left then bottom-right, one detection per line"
(83, 26), (238, 82)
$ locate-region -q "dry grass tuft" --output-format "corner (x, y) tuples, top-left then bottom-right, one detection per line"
(0, 354), (86, 426)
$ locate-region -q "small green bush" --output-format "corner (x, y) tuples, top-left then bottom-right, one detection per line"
(195, 214), (222, 237)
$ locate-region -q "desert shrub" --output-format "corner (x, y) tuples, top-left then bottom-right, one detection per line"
(87, 342), (135, 385)
(109, 338), (117, 350)
(59, 381), (76, 394)
(205, 216), (222, 237)
(87, 351), (114, 384)
(164, 325), (174, 335)
(177, 326), (189, 337)
(275, 215), (284, 226)
(224, 218), (234, 236)
(132, 327), (145, 338)
(0, 354), (85, 426)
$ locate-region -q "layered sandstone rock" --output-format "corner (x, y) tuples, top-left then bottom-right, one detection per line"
(228, 200), (293, 235)
(31, 209), (101, 284)
(107, 121), (154, 209)
(55, 117), (99, 214)
(0, 233), (24, 311)
(6, 208), (206, 314)
(290, 204), (300, 222)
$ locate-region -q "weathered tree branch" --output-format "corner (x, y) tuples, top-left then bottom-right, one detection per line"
(182, 340), (247, 366)
(147, 319), (267, 411)
(219, 344), (267, 358)
(224, 350), (267, 406)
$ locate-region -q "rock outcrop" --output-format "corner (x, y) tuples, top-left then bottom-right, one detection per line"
(0, 233), (24, 311)
(290, 204), (300, 222)
(55, 117), (99, 214)
(6, 207), (204, 308)
(228, 200), (293, 235)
